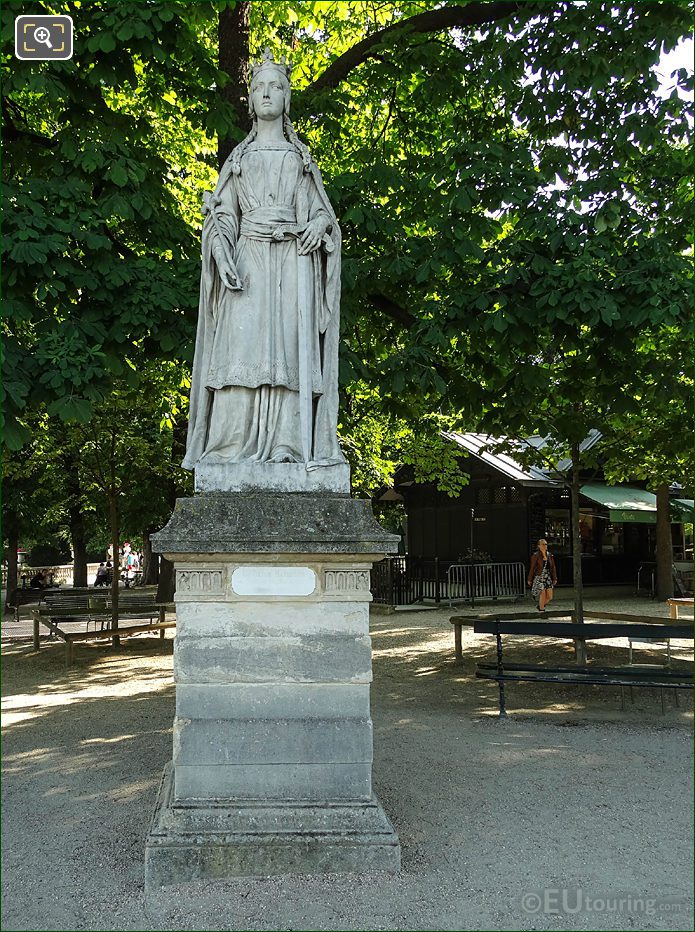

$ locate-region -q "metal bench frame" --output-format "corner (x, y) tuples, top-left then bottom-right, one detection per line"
(472, 618), (693, 718)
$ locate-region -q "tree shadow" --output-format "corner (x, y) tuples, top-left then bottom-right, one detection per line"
(369, 615), (693, 724)
(2, 660), (175, 917)
(2, 638), (175, 700)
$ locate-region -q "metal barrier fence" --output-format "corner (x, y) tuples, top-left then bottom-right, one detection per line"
(371, 557), (456, 606)
(446, 561), (526, 608)
(371, 557), (526, 608)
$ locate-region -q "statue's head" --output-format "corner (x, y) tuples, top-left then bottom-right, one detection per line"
(249, 48), (291, 120)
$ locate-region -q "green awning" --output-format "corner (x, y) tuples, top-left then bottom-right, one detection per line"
(672, 499), (694, 523)
(580, 484), (693, 524)
(580, 483), (657, 517)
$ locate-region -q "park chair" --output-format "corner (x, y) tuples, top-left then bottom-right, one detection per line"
(628, 636), (671, 666)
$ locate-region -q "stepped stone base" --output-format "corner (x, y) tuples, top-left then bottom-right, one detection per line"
(145, 764), (400, 889)
(147, 492), (401, 889)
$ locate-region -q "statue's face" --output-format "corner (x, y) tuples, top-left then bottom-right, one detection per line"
(250, 73), (286, 121)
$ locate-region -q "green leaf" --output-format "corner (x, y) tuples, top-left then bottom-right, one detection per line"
(99, 33), (117, 53)
(64, 398), (94, 422)
(3, 420), (31, 451)
(108, 163), (129, 187)
(116, 22), (136, 40)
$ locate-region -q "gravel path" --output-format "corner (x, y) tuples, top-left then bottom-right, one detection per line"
(2, 593), (692, 931)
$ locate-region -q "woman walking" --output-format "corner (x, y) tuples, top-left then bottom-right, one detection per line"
(528, 539), (558, 612)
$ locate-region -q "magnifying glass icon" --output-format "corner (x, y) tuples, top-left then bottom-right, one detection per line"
(34, 26), (53, 49)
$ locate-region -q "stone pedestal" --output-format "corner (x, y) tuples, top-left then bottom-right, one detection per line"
(145, 493), (400, 889)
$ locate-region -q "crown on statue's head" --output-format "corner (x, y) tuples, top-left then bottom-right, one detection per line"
(251, 47), (292, 81)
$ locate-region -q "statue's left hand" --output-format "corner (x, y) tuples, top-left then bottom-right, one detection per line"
(298, 217), (329, 255)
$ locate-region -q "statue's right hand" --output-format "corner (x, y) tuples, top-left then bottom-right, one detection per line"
(219, 262), (243, 291)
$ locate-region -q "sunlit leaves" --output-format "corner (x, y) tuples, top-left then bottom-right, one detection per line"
(2, 0), (692, 501)
(2, 0), (214, 438)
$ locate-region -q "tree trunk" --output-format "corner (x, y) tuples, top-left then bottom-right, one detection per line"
(570, 447), (587, 664)
(69, 502), (88, 587)
(218, 1), (250, 167)
(63, 456), (88, 587)
(156, 556), (176, 603)
(4, 512), (19, 610)
(154, 419), (186, 604)
(655, 483), (674, 600)
(141, 529), (159, 586)
(109, 494), (120, 647)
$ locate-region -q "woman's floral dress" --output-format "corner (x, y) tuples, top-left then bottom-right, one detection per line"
(531, 556), (554, 604)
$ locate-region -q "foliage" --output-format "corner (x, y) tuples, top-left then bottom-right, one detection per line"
(599, 325), (693, 493)
(3, 0), (692, 505)
(1, 0), (224, 447)
(1, 407), (67, 552)
(1, 362), (191, 567)
(339, 387), (468, 496)
(256, 0), (692, 489)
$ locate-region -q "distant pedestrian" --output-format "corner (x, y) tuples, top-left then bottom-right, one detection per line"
(123, 548), (140, 588)
(527, 539), (558, 613)
(29, 570), (48, 589)
(94, 563), (109, 587)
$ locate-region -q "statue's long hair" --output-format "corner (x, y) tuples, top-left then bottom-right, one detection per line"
(229, 108), (312, 176)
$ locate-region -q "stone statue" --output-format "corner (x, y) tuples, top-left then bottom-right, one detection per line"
(149, 52), (399, 881)
(182, 50), (345, 476)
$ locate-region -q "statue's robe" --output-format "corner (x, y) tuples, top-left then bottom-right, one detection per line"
(182, 140), (344, 469)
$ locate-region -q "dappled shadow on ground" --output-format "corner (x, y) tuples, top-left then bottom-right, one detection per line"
(1, 637), (174, 699)
(369, 613), (693, 726)
(2, 610), (693, 930)
(1, 641), (174, 747)
(2, 644), (175, 930)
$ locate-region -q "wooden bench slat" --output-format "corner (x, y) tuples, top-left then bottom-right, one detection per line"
(476, 669), (693, 689)
(65, 621), (176, 643)
(32, 605), (173, 658)
(581, 609), (694, 623)
(473, 621), (692, 639)
(477, 661), (690, 680)
(453, 612), (693, 626)
(455, 610), (570, 622)
(31, 616), (177, 667)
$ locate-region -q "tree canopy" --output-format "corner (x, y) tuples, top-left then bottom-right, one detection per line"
(3, 0), (692, 514)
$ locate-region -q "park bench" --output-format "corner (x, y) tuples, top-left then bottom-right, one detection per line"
(39, 591), (161, 628)
(667, 597), (694, 619)
(5, 584), (100, 622)
(43, 587), (154, 605)
(42, 590), (101, 615)
(43, 587), (98, 601)
(61, 620), (175, 667)
(470, 614), (693, 717)
(450, 609), (569, 662)
(7, 587), (50, 622)
(32, 595), (174, 665)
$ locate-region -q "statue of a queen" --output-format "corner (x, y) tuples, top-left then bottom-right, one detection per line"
(182, 50), (345, 473)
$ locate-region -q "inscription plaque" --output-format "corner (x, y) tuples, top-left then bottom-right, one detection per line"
(231, 565), (316, 597)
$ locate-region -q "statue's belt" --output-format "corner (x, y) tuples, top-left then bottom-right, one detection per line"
(240, 219), (334, 253)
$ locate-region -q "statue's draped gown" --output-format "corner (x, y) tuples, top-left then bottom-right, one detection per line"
(182, 139), (344, 470)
